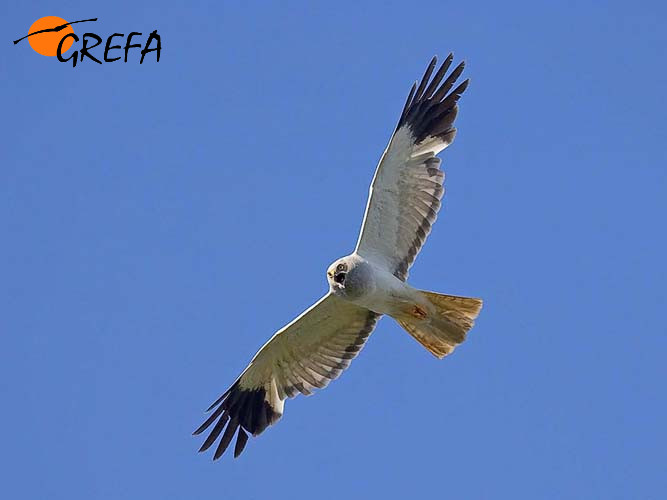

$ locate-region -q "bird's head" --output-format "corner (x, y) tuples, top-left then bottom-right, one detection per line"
(327, 258), (349, 293)
(327, 255), (373, 299)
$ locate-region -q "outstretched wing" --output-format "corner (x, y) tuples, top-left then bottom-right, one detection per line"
(355, 55), (468, 280)
(193, 294), (380, 460)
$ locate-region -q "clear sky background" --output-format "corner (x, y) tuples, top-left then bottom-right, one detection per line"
(2, 1), (666, 499)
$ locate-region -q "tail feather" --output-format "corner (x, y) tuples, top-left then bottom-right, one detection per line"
(396, 291), (482, 359)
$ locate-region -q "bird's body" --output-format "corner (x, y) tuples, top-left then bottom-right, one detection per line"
(194, 55), (483, 460)
(327, 253), (427, 319)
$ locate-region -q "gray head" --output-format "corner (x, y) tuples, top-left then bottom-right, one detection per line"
(326, 255), (373, 299)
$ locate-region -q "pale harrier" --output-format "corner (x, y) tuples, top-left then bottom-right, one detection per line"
(194, 55), (482, 459)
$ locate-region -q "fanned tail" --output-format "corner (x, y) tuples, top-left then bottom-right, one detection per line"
(396, 291), (482, 358)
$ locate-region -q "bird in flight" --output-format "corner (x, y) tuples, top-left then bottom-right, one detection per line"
(194, 55), (482, 460)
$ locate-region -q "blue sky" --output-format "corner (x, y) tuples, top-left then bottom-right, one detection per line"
(2, 1), (666, 498)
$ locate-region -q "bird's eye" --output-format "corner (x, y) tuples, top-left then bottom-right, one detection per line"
(334, 272), (346, 284)
(336, 264), (346, 272)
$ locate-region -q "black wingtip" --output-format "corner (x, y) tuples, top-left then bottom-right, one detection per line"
(396, 54), (469, 144)
(398, 81), (417, 124)
(234, 428), (249, 458)
(192, 420), (209, 436)
(193, 403), (226, 436)
(213, 418), (239, 460)
(195, 384), (284, 460)
(205, 385), (233, 412)
(414, 56), (438, 102)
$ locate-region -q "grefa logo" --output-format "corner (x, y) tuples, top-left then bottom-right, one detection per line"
(13, 16), (161, 67)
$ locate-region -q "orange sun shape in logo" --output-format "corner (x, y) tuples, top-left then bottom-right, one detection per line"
(27, 16), (75, 56)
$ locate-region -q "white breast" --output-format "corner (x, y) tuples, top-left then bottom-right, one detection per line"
(350, 255), (418, 315)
